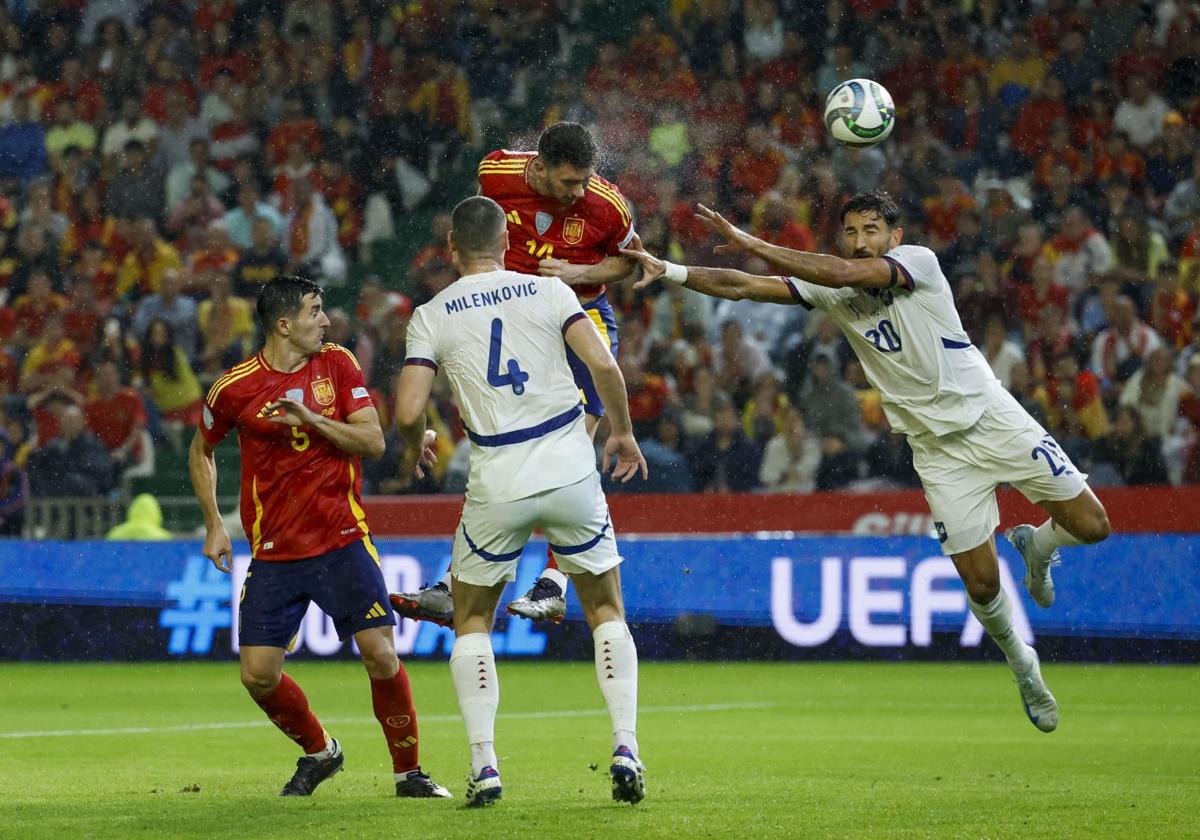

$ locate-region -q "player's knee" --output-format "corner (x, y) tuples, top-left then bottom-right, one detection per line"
(360, 646), (400, 679)
(240, 668), (280, 697)
(964, 576), (1000, 605)
(1081, 509), (1111, 544)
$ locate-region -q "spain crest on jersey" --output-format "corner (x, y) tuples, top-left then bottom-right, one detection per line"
(311, 377), (335, 406)
(563, 217), (585, 245)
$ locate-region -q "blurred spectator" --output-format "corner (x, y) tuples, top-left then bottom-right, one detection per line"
(233, 216), (289, 296)
(741, 372), (789, 445)
(759, 406), (821, 493)
(1118, 346), (1189, 440)
(106, 140), (166, 223)
(26, 403), (116, 497)
(0, 96), (48, 182)
(223, 181), (285, 250)
(712, 320), (769, 405)
(1048, 207), (1113, 293)
(629, 411), (694, 493)
(799, 354), (867, 451)
(19, 314), (81, 394)
(815, 432), (860, 491)
(100, 96), (158, 163)
(105, 493), (172, 540)
(982, 315), (1025, 389)
(1113, 75), (1170, 148)
(0, 426), (28, 536)
(140, 318), (203, 447)
(197, 272), (255, 377)
(687, 395), (761, 493)
(285, 177), (345, 284)
(167, 139), (231, 216)
(1091, 295), (1163, 385)
(116, 218), (183, 299)
(84, 360), (150, 478)
(1092, 405), (1169, 485)
(133, 268), (197, 353)
(168, 175), (228, 251)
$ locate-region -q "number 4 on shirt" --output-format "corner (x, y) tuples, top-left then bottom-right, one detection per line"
(488, 318), (529, 395)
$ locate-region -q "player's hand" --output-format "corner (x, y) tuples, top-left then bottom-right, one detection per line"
(538, 257), (588, 283)
(696, 204), (757, 255)
(203, 524), (233, 573)
(602, 433), (649, 483)
(263, 397), (317, 428)
(618, 234), (665, 291)
(415, 429), (438, 479)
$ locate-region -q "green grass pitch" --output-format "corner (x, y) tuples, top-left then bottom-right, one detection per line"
(1, 660), (1196, 839)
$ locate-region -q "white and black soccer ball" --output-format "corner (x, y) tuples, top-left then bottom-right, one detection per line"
(824, 78), (895, 147)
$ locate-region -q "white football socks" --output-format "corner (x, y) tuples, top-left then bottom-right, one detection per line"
(593, 620), (639, 756)
(450, 633), (499, 775)
(539, 566), (569, 593)
(1030, 520), (1083, 558)
(969, 589), (1034, 671)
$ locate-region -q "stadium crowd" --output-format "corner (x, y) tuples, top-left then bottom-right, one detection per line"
(2, 0), (1200, 536)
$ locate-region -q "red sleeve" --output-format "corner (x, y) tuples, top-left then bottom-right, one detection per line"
(200, 382), (236, 446)
(589, 179), (634, 256)
(331, 345), (374, 417)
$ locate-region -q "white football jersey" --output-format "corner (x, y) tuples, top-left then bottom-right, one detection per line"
(404, 269), (596, 502)
(786, 244), (1000, 437)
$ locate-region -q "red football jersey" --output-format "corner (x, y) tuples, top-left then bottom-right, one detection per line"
(477, 149), (635, 301)
(200, 343), (376, 561)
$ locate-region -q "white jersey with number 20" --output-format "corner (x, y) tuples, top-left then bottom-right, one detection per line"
(404, 270), (596, 503)
(785, 244), (1000, 437)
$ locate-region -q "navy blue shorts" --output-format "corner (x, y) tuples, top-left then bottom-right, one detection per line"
(566, 292), (619, 418)
(238, 536), (394, 648)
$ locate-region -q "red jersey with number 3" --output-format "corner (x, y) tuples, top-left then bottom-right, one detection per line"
(477, 149), (635, 301)
(200, 343), (376, 561)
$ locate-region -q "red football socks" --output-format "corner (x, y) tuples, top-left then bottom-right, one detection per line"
(253, 673), (327, 754)
(371, 664), (420, 773)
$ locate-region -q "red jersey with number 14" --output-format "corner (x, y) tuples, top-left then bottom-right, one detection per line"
(200, 343), (376, 561)
(477, 149), (635, 301)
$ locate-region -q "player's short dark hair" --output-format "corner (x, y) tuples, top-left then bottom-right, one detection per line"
(451, 195), (507, 256)
(537, 122), (597, 170)
(841, 191), (901, 227)
(256, 275), (324, 334)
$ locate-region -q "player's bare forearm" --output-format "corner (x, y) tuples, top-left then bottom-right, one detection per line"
(397, 412), (427, 462)
(311, 409), (386, 459)
(188, 431), (223, 531)
(575, 255), (636, 285)
(684, 266), (797, 304)
(744, 239), (893, 289)
(540, 255), (636, 287)
(591, 361), (635, 436)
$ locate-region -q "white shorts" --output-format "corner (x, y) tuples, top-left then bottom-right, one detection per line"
(451, 471), (622, 587)
(907, 387), (1088, 556)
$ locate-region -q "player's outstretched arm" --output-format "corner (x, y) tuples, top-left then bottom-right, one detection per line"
(563, 318), (648, 483)
(538, 254), (636, 286)
(695, 205), (894, 290)
(620, 235), (797, 304)
(264, 398), (386, 459)
(188, 430), (232, 572)
(394, 364), (440, 479)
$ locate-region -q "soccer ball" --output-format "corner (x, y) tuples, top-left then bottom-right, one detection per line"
(824, 79), (895, 147)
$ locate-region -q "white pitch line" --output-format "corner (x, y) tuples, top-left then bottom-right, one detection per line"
(0, 701), (774, 740)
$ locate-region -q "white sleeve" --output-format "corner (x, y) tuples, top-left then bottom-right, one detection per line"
(551, 279), (589, 333)
(404, 307), (439, 369)
(882, 244), (946, 293)
(781, 275), (837, 310)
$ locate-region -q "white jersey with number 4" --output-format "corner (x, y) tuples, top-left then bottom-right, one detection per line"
(785, 244), (999, 437)
(404, 269), (595, 502)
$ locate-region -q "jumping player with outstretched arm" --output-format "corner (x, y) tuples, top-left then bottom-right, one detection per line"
(391, 122), (636, 627)
(620, 192), (1112, 732)
(393, 196), (648, 806)
(189, 276), (450, 798)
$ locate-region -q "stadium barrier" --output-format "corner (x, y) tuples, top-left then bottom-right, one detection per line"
(2, 484), (1200, 662)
